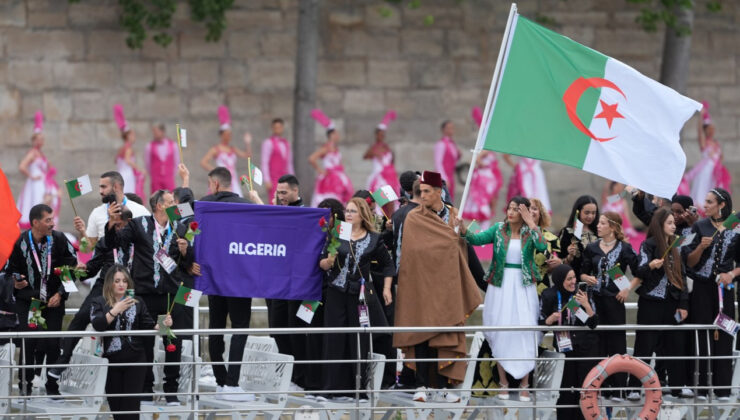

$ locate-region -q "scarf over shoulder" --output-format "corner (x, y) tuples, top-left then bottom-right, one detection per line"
(393, 204), (483, 382)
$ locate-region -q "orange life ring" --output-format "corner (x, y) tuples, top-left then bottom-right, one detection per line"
(580, 354), (662, 420)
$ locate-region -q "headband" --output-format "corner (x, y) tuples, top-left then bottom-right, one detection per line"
(710, 188), (726, 202)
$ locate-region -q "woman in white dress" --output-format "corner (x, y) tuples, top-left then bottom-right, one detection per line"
(113, 104), (146, 197)
(17, 111), (60, 229)
(199, 105), (252, 197)
(461, 196), (547, 401)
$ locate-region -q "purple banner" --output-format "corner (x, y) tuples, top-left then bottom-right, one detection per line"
(193, 201), (329, 300)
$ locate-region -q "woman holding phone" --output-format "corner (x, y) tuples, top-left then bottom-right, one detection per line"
(91, 265), (172, 419)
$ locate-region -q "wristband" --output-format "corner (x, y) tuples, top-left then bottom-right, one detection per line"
(108, 311), (116, 317)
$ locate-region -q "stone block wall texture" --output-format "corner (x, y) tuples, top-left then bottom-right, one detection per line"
(0, 0), (738, 233)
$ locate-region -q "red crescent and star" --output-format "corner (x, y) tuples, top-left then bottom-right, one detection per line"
(562, 77), (627, 142)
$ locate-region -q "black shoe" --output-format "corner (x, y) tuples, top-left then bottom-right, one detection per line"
(47, 367), (64, 380)
(165, 395), (180, 406)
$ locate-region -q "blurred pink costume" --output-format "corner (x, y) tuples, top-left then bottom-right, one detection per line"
(146, 138), (178, 194)
(113, 104), (145, 197)
(310, 109), (354, 206)
(261, 135), (294, 199)
(367, 111), (400, 209)
(17, 111), (60, 229)
(434, 135), (460, 200)
(216, 105), (242, 197)
(463, 107), (503, 222)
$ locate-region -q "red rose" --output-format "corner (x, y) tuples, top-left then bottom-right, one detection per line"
(53, 267), (62, 276)
(166, 344), (177, 353)
(28, 322), (37, 329)
(319, 217), (327, 228)
(189, 222), (199, 231)
(365, 197), (373, 205)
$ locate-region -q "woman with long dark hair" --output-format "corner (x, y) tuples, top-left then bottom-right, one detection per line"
(90, 265), (171, 419)
(580, 211), (638, 401)
(317, 198), (393, 401)
(684, 188), (740, 401)
(627, 207), (691, 399)
(539, 264), (598, 420)
(559, 195), (599, 279)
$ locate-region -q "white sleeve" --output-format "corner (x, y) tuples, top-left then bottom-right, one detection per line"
(434, 141), (446, 178)
(86, 207), (102, 239)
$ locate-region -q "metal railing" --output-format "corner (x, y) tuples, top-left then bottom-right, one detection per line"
(0, 323), (738, 419)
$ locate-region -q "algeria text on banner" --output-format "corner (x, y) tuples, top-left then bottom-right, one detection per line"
(193, 201), (329, 300)
(482, 14), (701, 198)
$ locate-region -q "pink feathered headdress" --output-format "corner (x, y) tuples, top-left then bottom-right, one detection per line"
(33, 110), (44, 134)
(310, 108), (335, 130)
(701, 101), (712, 125)
(377, 110), (397, 131)
(471, 107), (483, 128)
(113, 104), (129, 133)
(218, 105), (231, 131)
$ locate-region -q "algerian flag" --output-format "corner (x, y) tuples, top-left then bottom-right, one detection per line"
(481, 11), (701, 198)
(467, 220), (482, 235)
(179, 128), (187, 148)
(65, 175), (92, 199)
(563, 297), (579, 312)
(723, 212), (740, 232)
(296, 300), (321, 324)
(173, 284), (202, 308)
(332, 221), (352, 241)
(372, 185), (399, 207)
(165, 203), (194, 222)
(573, 219), (584, 240)
(249, 162), (263, 186)
(607, 265), (624, 281)
(677, 232), (696, 248)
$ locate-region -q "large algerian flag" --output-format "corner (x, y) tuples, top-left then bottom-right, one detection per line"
(65, 175), (92, 199)
(481, 10), (701, 198)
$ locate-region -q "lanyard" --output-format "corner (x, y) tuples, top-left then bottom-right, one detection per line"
(719, 284), (724, 313)
(113, 244), (135, 270)
(154, 220), (172, 248)
(557, 291), (570, 325)
(28, 231), (52, 281)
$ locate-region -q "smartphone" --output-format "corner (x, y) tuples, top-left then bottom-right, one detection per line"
(125, 289), (135, 299)
(674, 312), (682, 323)
(689, 206), (698, 215)
(577, 282), (588, 293)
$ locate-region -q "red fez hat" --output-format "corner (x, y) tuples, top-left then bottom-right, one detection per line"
(420, 171), (443, 188)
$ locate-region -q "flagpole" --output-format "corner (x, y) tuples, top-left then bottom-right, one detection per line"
(64, 180), (79, 217)
(247, 157), (254, 191)
(175, 123), (183, 163)
(457, 3), (518, 221)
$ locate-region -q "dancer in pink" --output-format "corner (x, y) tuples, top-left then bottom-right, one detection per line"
(680, 102), (731, 215)
(113, 104), (146, 198)
(462, 107), (503, 228)
(364, 110), (400, 214)
(261, 118), (294, 200)
(146, 122), (179, 194)
(308, 109), (354, 207)
(200, 105), (252, 197)
(17, 111), (60, 229)
(601, 181), (645, 251)
(504, 155), (551, 213)
(434, 120), (461, 201)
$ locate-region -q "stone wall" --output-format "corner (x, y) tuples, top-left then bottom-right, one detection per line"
(0, 0), (738, 232)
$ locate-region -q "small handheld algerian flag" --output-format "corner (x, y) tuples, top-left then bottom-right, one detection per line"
(371, 185), (399, 207)
(249, 162), (263, 186)
(296, 300), (321, 324)
(166, 203), (194, 222)
(174, 284), (202, 308)
(677, 232), (696, 248)
(467, 220), (482, 235)
(607, 265), (624, 281)
(179, 128), (187, 148)
(723, 212), (740, 232)
(481, 9), (701, 198)
(573, 219), (584, 240)
(563, 297), (580, 312)
(332, 221), (352, 241)
(65, 175), (92, 199)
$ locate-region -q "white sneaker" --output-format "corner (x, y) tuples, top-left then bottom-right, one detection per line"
(610, 395), (624, 403)
(289, 382), (305, 392)
(717, 396), (731, 403)
(315, 396), (328, 402)
(626, 392), (641, 401)
(140, 400), (155, 406)
(32, 375), (44, 389)
(696, 394), (708, 402)
(413, 387), (428, 402)
(221, 385), (256, 402)
(679, 388), (694, 398)
(442, 391), (461, 403)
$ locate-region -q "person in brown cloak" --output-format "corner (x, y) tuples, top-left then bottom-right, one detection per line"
(393, 170), (483, 403)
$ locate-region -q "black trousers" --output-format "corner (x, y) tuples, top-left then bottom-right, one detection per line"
(106, 350), (147, 420)
(57, 282), (104, 365)
(629, 297), (687, 392)
(140, 294), (185, 395)
(413, 341), (448, 388)
(689, 280), (734, 396)
(557, 341), (599, 420)
(207, 295), (251, 387)
(267, 298), (306, 387)
(302, 288), (326, 391)
(593, 294), (626, 397)
(15, 299), (63, 395)
(322, 287), (370, 396)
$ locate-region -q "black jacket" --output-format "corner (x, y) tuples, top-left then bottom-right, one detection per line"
(539, 286), (598, 352)
(105, 216), (193, 295)
(682, 218), (740, 283)
(90, 296), (155, 357)
(581, 240), (639, 297)
(199, 191), (251, 203)
(83, 236), (133, 285)
(635, 237), (689, 309)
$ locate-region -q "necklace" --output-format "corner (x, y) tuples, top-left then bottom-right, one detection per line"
(601, 238), (617, 247)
